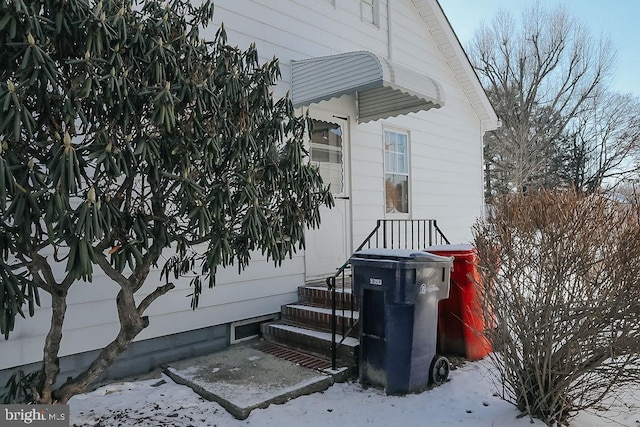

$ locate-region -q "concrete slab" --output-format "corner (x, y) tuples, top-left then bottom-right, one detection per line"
(162, 341), (341, 420)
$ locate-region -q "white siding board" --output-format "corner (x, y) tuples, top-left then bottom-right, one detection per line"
(411, 145), (480, 169)
(1, 254), (304, 369)
(2, 305), (55, 342)
(145, 271), (303, 316)
(207, 255), (303, 286)
(392, 4), (448, 72)
(55, 323), (127, 361)
(210, 6), (331, 59)
(213, 1), (388, 60)
(1, 336), (50, 371)
(351, 207), (383, 217)
(136, 292), (294, 341)
(30, 252), (303, 309)
(392, 12), (432, 59)
(351, 163), (382, 183)
(351, 201), (384, 217)
(352, 219), (384, 248)
(411, 138), (480, 158)
(0, 272), (301, 369)
(352, 175), (385, 192)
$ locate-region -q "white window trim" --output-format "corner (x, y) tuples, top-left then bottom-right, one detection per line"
(360, 0), (380, 27)
(383, 127), (411, 218)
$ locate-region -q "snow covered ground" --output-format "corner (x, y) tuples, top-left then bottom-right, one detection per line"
(69, 358), (639, 426)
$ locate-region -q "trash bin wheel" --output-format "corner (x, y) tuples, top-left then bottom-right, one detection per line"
(430, 355), (450, 386)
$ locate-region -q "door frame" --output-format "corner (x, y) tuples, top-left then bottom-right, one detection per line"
(304, 107), (352, 281)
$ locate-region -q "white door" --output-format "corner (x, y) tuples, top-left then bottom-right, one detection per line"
(305, 111), (351, 281)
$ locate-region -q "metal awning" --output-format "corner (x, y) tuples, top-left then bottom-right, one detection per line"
(291, 51), (445, 123)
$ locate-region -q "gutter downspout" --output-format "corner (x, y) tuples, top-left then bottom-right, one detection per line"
(387, 0), (393, 61)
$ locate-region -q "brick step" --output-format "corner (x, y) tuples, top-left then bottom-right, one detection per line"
(261, 321), (359, 368)
(253, 341), (332, 371)
(297, 285), (356, 310)
(281, 304), (359, 338)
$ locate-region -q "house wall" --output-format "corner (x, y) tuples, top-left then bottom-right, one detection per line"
(210, 0), (485, 245)
(0, 324), (228, 393)
(0, 0), (486, 376)
(0, 247), (303, 372)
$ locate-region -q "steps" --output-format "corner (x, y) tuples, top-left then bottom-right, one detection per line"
(261, 284), (360, 369)
(281, 304), (359, 335)
(297, 284), (356, 310)
(253, 341), (333, 371)
(263, 322), (359, 362)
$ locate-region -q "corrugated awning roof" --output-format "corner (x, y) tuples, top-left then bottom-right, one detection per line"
(291, 51), (445, 123)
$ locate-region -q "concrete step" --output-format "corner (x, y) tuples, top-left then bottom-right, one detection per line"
(281, 304), (359, 338)
(261, 321), (359, 367)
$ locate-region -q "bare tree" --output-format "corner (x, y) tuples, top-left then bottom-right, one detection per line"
(474, 191), (640, 425)
(614, 180), (640, 206)
(561, 91), (640, 193)
(469, 4), (616, 197)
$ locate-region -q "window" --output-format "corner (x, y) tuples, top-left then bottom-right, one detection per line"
(361, 0), (379, 26)
(384, 130), (409, 214)
(310, 119), (344, 194)
(230, 314), (279, 344)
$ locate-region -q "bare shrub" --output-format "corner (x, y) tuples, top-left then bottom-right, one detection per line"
(474, 191), (640, 425)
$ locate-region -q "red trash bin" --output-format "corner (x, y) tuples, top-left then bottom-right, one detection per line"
(425, 244), (491, 361)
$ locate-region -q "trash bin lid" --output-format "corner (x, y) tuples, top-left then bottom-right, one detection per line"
(424, 244), (475, 252)
(353, 248), (452, 262)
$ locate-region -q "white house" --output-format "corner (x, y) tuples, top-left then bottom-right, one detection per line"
(0, 0), (497, 385)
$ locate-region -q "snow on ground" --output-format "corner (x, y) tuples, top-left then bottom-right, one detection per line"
(69, 359), (639, 427)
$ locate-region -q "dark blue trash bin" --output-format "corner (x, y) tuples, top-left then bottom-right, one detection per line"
(351, 249), (452, 394)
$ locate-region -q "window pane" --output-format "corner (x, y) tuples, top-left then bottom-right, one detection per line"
(384, 130), (408, 174)
(397, 137), (407, 172)
(384, 130), (409, 214)
(361, 0), (375, 23)
(311, 119), (343, 194)
(311, 147), (342, 164)
(385, 174), (409, 214)
(311, 120), (342, 147)
(397, 153), (406, 174)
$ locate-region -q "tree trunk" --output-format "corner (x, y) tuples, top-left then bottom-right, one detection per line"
(36, 289), (67, 404)
(51, 283), (174, 403)
(51, 288), (144, 403)
(484, 160), (493, 201)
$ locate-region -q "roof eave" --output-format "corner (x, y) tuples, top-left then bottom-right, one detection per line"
(412, 0), (499, 132)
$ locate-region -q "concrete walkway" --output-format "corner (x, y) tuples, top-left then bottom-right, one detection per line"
(162, 340), (349, 420)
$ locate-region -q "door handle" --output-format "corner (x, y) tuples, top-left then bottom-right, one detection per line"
(334, 196), (350, 200)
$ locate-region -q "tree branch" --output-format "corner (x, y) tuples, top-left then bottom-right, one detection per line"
(137, 282), (175, 315)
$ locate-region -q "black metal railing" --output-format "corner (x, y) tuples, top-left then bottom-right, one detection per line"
(326, 219), (450, 369)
